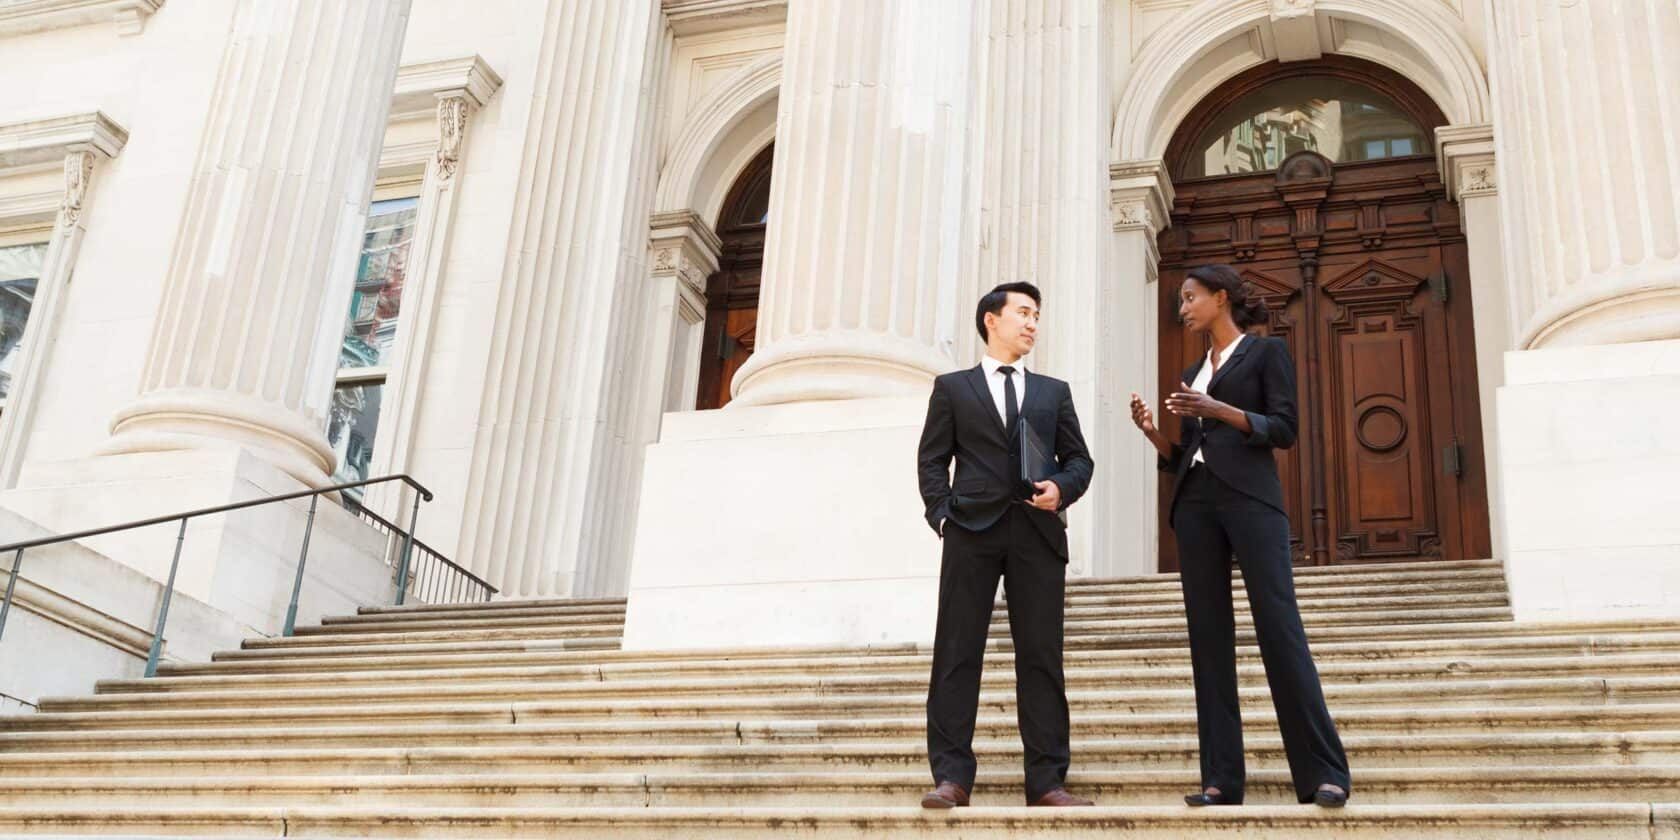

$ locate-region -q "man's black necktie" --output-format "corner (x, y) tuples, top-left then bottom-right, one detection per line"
(998, 365), (1019, 436)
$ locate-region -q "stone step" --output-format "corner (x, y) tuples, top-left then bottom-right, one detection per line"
(160, 628), (1680, 678)
(0, 802), (1668, 840)
(90, 651), (1680, 699)
(358, 595), (630, 616)
(10, 703), (1680, 753)
(30, 674), (1680, 723)
(224, 606), (1512, 653)
(1064, 559), (1504, 591)
(1058, 576), (1506, 607)
(300, 592), (1508, 637)
(4, 731), (1680, 778)
(294, 612), (629, 636)
(339, 603), (628, 624)
(213, 618), (1667, 665)
(1035, 606), (1515, 637)
(3, 765), (1678, 809)
(317, 583), (1507, 630)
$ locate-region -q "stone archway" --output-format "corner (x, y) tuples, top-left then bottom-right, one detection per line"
(1100, 0), (1505, 577)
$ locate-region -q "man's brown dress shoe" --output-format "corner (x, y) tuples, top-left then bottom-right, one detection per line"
(1029, 788), (1094, 806)
(921, 781), (971, 808)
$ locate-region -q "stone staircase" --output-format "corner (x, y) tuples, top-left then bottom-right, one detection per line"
(3, 558), (1680, 838)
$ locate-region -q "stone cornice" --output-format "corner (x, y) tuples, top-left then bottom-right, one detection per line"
(662, 0), (786, 36)
(390, 55), (503, 120)
(0, 0), (162, 37)
(0, 111), (128, 172)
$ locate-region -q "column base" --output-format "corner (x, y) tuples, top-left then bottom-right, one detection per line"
(728, 332), (953, 407)
(99, 388), (337, 488)
(1498, 338), (1680, 621)
(0, 447), (396, 637)
(621, 397), (943, 650)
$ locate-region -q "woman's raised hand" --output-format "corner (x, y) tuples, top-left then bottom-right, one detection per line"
(1129, 392), (1158, 435)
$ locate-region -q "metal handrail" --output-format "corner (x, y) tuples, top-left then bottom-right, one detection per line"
(0, 473), (496, 678)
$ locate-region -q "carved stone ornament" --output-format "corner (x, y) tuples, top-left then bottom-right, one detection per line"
(653, 247), (678, 272)
(1113, 199), (1150, 230)
(434, 95), (470, 181)
(678, 265), (707, 296)
(59, 150), (95, 227)
(1271, 0), (1315, 18)
(1461, 165), (1496, 197)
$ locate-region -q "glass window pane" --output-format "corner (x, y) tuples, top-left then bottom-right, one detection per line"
(1186, 77), (1430, 178)
(340, 196), (419, 370)
(326, 381), (383, 500)
(0, 242), (49, 404)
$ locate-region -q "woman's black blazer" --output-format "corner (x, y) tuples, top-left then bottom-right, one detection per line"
(1158, 334), (1298, 526)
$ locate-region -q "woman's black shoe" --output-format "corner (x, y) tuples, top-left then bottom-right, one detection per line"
(1184, 788), (1242, 806)
(1313, 786), (1349, 808)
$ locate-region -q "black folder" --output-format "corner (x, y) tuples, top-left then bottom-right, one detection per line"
(1016, 419), (1055, 500)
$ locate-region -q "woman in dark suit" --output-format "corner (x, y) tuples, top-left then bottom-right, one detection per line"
(1128, 264), (1350, 808)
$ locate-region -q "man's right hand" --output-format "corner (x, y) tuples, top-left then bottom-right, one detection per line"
(1130, 392), (1158, 435)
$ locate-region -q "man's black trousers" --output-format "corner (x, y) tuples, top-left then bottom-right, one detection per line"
(926, 504), (1069, 802)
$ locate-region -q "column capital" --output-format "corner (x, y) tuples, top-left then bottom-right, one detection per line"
(649, 210), (722, 301)
(1109, 158), (1174, 237)
(1434, 123), (1498, 201)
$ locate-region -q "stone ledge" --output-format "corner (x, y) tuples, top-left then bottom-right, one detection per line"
(0, 0), (162, 37)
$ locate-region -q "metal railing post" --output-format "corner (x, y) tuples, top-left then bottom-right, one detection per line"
(281, 496), (319, 637)
(0, 548), (23, 643)
(143, 518), (189, 678)
(393, 491), (421, 606)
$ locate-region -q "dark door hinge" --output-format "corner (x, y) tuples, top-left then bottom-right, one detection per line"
(1443, 438), (1464, 477)
(717, 332), (742, 360)
(1430, 270), (1449, 304)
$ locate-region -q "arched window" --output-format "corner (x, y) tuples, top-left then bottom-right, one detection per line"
(1174, 65), (1439, 179)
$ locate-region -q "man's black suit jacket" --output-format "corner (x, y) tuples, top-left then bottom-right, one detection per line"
(1158, 334), (1299, 525)
(917, 366), (1095, 559)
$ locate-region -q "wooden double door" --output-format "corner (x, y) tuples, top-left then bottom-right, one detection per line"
(1156, 150), (1492, 572)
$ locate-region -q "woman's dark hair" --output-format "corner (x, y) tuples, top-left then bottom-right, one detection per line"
(1185, 264), (1268, 329)
(975, 281), (1042, 342)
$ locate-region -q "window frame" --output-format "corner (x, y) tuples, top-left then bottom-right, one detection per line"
(0, 225), (55, 417)
(327, 181), (423, 494)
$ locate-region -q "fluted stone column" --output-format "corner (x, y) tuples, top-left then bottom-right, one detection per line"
(974, 0), (1111, 574)
(1490, 0), (1680, 620)
(728, 0), (982, 407)
(456, 0), (671, 598)
(99, 0), (413, 486)
(1489, 0), (1680, 349)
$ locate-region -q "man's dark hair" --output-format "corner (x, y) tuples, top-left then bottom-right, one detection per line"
(975, 281), (1042, 343)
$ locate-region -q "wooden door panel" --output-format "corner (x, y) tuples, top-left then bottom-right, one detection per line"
(1157, 165), (1490, 571)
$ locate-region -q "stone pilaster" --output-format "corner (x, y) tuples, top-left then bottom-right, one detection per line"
(1488, 0), (1680, 348)
(0, 113), (129, 488)
(1106, 159), (1174, 577)
(360, 57), (502, 523)
(1436, 123), (1509, 563)
(99, 0), (414, 486)
(728, 0), (982, 407)
(643, 211), (721, 419)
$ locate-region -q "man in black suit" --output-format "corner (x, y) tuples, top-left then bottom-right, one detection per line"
(916, 282), (1095, 808)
